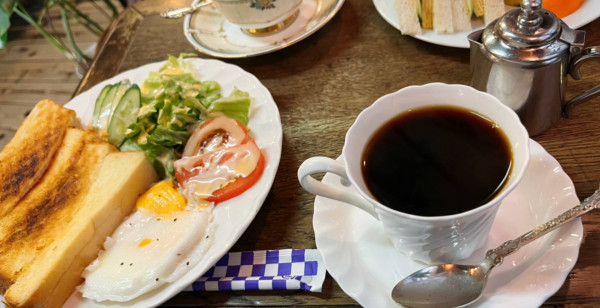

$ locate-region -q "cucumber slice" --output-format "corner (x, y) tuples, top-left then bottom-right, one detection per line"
(107, 84), (141, 147)
(97, 80), (131, 132)
(96, 85), (118, 131)
(92, 85), (112, 128)
(109, 80), (132, 118)
(416, 0), (422, 21)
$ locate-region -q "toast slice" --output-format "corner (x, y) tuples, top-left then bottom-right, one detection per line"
(3, 151), (158, 308)
(0, 100), (75, 217)
(0, 128), (110, 293)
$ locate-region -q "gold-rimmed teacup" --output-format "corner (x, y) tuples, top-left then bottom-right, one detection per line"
(212, 0), (302, 35)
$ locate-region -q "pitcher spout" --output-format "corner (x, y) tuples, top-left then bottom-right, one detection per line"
(468, 29), (490, 93)
(468, 29), (484, 49)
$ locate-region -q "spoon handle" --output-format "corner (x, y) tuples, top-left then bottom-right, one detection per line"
(485, 187), (600, 269)
(160, 1), (212, 19)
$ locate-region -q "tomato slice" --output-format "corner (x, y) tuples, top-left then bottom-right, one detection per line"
(206, 149), (266, 204)
(183, 117), (250, 157)
(174, 116), (265, 206)
(174, 163), (197, 187)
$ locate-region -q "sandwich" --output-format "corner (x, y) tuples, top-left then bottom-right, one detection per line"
(480, 0), (505, 25)
(451, 0), (473, 32)
(433, 0), (454, 33)
(395, 0), (505, 35)
(0, 101), (158, 308)
(395, 0), (422, 35)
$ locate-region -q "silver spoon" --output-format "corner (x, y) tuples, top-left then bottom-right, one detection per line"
(160, 0), (212, 19)
(392, 187), (600, 308)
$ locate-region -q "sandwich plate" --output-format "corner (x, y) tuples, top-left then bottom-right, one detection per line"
(0, 58), (281, 307)
(373, 0), (600, 48)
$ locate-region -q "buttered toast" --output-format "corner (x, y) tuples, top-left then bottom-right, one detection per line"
(0, 128), (112, 288)
(0, 100), (75, 217)
(0, 103), (158, 307)
(2, 150), (157, 308)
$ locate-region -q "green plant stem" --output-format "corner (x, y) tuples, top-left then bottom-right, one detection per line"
(59, 0), (103, 36)
(36, 0), (54, 24)
(13, 2), (76, 61)
(60, 8), (90, 70)
(88, 0), (112, 22)
(100, 0), (119, 19)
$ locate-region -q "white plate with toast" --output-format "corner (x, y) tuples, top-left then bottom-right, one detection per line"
(374, 0), (600, 48)
(0, 59), (282, 307)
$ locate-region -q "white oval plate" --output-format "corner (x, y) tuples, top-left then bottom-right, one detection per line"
(53, 58), (282, 307)
(313, 140), (583, 307)
(183, 0), (345, 58)
(373, 0), (600, 48)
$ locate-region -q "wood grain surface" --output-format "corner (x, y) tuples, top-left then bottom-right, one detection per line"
(71, 0), (600, 306)
(0, 0), (119, 150)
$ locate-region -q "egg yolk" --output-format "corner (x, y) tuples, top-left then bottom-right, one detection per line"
(136, 180), (187, 215)
(138, 238), (153, 248)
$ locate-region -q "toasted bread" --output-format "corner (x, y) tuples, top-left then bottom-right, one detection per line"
(3, 151), (157, 308)
(0, 128), (111, 294)
(0, 100), (75, 217)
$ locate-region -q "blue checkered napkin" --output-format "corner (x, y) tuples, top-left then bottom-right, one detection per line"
(185, 249), (326, 292)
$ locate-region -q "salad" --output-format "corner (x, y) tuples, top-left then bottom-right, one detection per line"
(92, 54), (252, 180)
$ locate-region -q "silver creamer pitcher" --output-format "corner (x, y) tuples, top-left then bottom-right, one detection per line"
(468, 0), (600, 136)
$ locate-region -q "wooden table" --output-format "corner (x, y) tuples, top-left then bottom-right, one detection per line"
(74, 0), (600, 306)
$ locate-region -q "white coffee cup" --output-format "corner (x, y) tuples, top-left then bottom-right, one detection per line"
(212, 0), (302, 30)
(298, 83), (530, 264)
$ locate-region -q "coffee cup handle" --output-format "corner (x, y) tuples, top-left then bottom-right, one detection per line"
(298, 157), (379, 220)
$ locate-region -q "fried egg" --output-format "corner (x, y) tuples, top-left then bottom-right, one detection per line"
(78, 181), (214, 302)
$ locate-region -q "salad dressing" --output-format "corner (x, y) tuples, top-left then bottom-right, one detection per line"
(174, 116), (263, 207)
(178, 142), (261, 208)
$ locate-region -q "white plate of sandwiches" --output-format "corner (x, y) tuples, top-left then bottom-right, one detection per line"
(0, 58), (282, 307)
(374, 0), (600, 48)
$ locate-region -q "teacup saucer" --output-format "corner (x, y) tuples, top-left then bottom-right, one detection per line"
(313, 139), (582, 307)
(183, 0), (345, 58)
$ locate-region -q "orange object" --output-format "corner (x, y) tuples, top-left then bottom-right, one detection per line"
(543, 0), (585, 18)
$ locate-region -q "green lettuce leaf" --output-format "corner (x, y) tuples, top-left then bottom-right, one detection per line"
(122, 54), (252, 180)
(208, 87), (251, 125)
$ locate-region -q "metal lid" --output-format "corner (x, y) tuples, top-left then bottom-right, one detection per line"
(481, 0), (581, 64)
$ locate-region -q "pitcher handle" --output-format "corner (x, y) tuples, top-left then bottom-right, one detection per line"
(565, 46), (600, 114)
(298, 157), (379, 220)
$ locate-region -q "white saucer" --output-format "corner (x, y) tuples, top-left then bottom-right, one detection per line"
(183, 0), (345, 58)
(313, 139), (583, 307)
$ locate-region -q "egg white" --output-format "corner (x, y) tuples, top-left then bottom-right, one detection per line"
(78, 207), (214, 302)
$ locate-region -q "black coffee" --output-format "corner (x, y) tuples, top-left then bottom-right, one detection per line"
(361, 105), (512, 216)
